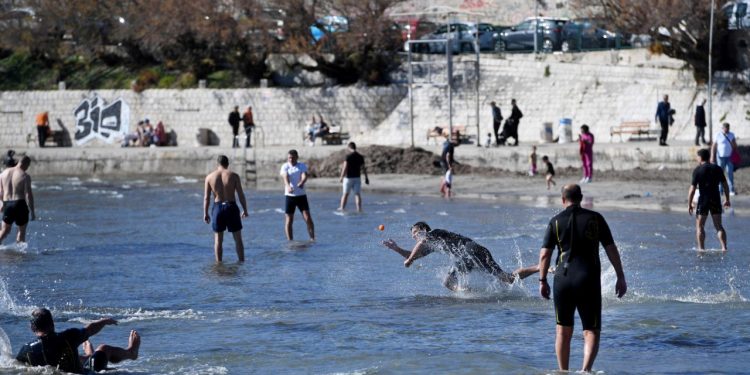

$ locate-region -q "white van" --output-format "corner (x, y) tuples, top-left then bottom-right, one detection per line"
(724, 0), (750, 30)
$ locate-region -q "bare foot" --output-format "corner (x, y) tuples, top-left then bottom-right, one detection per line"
(83, 340), (94, 356)
(127, 330), (140, 360)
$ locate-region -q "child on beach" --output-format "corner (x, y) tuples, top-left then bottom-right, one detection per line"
(485, 133), (492, 148)
(440, 169), (453, 198)
(529, 145), (538, 176)
(542, 155), (556, 190)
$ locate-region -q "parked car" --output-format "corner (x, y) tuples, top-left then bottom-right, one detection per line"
(560, 19), (624, 52)
(399, 18), (437, 51)
(310, 15), (349, 43)
(724, 0), (750, 30)
(496, 17), (568, 53)
(474, 23), (502, 51)
(418, 22), (479, 54)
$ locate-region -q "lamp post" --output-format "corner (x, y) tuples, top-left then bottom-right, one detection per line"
(708, 0), (715, 144)
(533, 0), (539, 54)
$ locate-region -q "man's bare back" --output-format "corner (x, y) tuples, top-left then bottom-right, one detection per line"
(0, 167), (31, 202)
(205, 169), (240, 202)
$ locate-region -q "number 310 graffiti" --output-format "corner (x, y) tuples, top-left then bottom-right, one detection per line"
(74, 95), (130, 145)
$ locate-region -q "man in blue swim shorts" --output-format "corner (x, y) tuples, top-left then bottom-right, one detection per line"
(0, 155), (36, 245)
(203, 155), (249, 262)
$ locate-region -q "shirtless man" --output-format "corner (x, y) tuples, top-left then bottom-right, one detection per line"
(203, 155), (249, 262)
(382, 221), (538, 291)
(0, 155), (35, 244)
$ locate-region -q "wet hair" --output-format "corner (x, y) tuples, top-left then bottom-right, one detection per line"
(562, 184), (583, 203)
(581, 124), (589, 133)
(697, 148), (710, 161)
(217, 155), (229, 167)
(542, 155), (549, 161)
(19, 156), (31, 169)
(411, 221), (431, 232)
(288, 149), (298, 157)
(30, 308), (54, 334)
(3, 150), (17, 168)
(348, 142), (356, 150)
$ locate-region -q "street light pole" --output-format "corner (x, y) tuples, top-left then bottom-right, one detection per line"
(708, 0), (715, 144)
(533, 0), (539, 54)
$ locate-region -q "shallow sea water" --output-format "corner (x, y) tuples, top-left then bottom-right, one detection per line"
(0, 176), (748, 374)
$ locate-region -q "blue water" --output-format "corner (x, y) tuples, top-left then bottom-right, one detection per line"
(0, 176), (748, 374)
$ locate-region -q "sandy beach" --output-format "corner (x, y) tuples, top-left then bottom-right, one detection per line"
(308, 169), (748, 215)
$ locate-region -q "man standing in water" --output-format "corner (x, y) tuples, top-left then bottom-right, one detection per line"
(281, 149), (315, 241)
(538, 184), (627, 372)
(382, 222), (538, 291)
(338, 142), (369, 212)
(688, 148), (730, 251)
(204, 155), (249, 262)
(16, 308), (140, 373)
(0, 155), (35, 244)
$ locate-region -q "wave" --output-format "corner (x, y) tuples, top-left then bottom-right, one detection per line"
(173, 176), (199, 184)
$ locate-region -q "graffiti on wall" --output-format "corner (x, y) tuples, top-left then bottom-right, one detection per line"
(74, 95), (130, 145)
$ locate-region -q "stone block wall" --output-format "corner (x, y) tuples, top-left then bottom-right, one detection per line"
(1, 50), (747, 150)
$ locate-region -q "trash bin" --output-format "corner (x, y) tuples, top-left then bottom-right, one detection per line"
(558, 118), (573, 144)
(541, 122), (554, 143)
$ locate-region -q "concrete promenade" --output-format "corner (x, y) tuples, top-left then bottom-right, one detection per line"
(9, 139), (721, 179)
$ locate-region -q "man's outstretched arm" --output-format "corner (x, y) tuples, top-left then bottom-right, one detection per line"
(604, 244), (627, 298)
(382, 239), (411, 258)
(84, 318), (118, 338)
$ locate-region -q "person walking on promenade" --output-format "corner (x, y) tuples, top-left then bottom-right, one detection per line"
(203, 155), (249, 262)
(338, 142), (369, 212)
(242, 106), (255, 148)
(694, 99), (708, 146)
(655, 94), (672, 146)
(688, 149), (730, 251)
(228, 106), (241, 148)
(0, 155), (35, 244)
(508, 99), (523, 146)
(490, 101), (503, 146)
(281, 150), (315, 241)
(711, 122), (738, 196)
(542, 155), (556, 190)
(16, 308), (140, 373)
(538, 184), (627, 372)
(35, 111), (50, 147)
(382, 221), (539, 291)
(579, 125), (594, 183)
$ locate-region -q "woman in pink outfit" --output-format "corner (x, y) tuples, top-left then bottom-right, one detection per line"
(579, 125), (594, 183)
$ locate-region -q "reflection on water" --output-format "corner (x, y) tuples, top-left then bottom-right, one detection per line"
(0, 177), (747, 374)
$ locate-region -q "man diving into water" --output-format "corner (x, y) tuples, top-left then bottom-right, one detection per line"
(382, 221), (538, 291)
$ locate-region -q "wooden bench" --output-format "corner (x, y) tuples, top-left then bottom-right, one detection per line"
(27, 129), (65, 147)
(321, 125), (350, 145)
(427, 125), (469, 144)
(610, 121), (658, 142)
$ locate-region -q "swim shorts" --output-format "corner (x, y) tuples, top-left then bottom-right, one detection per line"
(696, 199), (722, 216)
(83, 350), (108, 372)
(343, 177), (361, 195)
(2, 200), (29, 226)
(285, 195), (310, 215)
(211, 201), (242, 233)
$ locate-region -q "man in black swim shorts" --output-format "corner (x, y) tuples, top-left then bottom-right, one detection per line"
(537, 184), (626, 372)
(0, 155), (35, 244)
(204, 155), (249, 262)
(16, 308), (140, 373)
(688, 148), (731, 250)
(382, 221), (538, 291)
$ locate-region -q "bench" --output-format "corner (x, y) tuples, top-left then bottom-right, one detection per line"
(27, 129), (65, 147)
(321, 125), (350, 145)
(610, 121), (658, 142)
(427, 125), (469, 144)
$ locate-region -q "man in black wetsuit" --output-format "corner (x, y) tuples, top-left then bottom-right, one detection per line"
(687, 148), (730, 251)
(382, 221), (538, 291)
(16, 308), (140, 373)
(538, 184), (626, 372)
